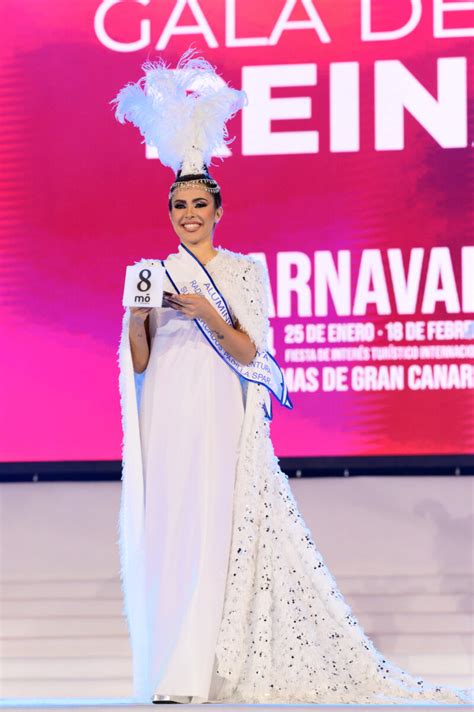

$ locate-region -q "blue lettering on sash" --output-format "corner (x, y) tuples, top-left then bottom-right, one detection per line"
(190, 280), (202, 294)
(203, 282), (229, 321)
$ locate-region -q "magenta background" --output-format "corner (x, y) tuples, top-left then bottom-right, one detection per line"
(0, 1), (473, 461)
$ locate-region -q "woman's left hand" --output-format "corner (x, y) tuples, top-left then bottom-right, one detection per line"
(167, 293), (214, 321)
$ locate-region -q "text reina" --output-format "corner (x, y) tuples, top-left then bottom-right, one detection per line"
(251, 246), (473, 319)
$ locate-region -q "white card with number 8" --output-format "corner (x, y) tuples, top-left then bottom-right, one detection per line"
(122, 263), (165, 307)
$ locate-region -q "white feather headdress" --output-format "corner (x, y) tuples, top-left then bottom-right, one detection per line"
(110, 48), (247, 187)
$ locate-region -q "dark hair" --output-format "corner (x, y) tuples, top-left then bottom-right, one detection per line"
(168, 169), (222, 212)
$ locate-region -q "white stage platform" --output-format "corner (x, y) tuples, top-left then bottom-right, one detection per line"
(0, 475), (472, 705)
(0, 703), (472, 711)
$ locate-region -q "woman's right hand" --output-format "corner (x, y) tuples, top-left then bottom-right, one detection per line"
(130, 306), (152, 324)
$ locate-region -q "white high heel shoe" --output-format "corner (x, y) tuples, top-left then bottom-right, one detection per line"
(152, 694), (193, 704)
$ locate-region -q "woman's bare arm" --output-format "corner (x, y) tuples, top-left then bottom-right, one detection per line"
(167, 293), (257, 365)
(203, 310), (257, 365)
(129, 307), (152, 373)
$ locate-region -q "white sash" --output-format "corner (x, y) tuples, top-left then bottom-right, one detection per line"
(162, 243), (293, 417)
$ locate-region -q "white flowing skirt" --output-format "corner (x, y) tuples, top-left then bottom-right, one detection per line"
(138, 305), (245, 702)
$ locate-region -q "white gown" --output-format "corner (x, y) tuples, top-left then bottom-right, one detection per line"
(118, 245), (472, 705)
(138, 255), (245, 702)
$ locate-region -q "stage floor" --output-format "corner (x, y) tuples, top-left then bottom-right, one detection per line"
(0, 703), (472, 711)
(1, 476), (472, 703)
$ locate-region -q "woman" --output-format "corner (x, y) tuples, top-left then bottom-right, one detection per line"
(128, 180), (262, 704)
(113, 51), (472, 705)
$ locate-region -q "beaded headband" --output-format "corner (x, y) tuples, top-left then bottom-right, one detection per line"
(168, 170), (221, 201)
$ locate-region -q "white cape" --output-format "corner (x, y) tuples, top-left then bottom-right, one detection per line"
(117, 247), (472, 704)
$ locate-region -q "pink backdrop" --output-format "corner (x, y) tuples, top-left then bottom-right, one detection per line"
(1, 0), (473, 461)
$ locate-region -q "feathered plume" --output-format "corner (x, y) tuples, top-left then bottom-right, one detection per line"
(110, 47), (247, 175)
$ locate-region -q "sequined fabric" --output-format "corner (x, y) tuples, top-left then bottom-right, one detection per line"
(207, 247), (270, 355)
(205, 248), (472, 705)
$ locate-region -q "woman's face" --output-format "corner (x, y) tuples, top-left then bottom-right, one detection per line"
(169, 185), (223, 247)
